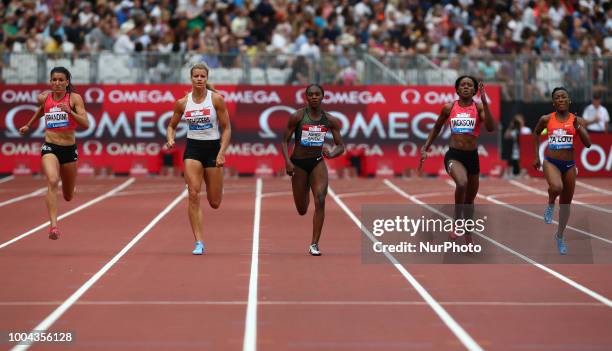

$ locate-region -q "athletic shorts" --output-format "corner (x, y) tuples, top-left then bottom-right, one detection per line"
(545, 156), (576, 175)
(444, 147), (479, 176)
(291, 156), (324, 175)
(41, 143), (78, 165)
(183, 138), (221, 168)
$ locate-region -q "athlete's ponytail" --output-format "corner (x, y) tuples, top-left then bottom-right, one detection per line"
(50, 66), (74, 93)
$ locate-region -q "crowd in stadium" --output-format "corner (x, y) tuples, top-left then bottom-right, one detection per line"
(0, 0), (611, 92)
(2, 0), (610, 57)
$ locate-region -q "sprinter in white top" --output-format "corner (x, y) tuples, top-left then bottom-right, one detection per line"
(165, 63), (231, 255)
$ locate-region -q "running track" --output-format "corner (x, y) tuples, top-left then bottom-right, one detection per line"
(0, 175), (610, 350)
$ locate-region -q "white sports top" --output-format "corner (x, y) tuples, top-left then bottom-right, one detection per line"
(183, 91), (219, 140)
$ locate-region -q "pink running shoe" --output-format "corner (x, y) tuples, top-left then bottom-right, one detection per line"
(49, 227), (60, 240)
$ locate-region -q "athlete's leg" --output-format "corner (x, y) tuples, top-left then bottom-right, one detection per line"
(291, 165), (310, 215)
(446, 159), (469, 219)
(203, 167), (223, 209)
(557, 166), (576, 238)
(184, 159), (205, 243)
(59, 161), (77, 201)
(543, 159), (563, 224)
(543, 160), (563, 205)
(42, 154), (61, 228)
(308, 161), (328, 245)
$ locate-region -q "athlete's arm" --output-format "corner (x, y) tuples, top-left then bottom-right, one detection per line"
(574, 116), (591, 148)
(165, 97), (186, 149)
(324, 115), (345, 159)
(419, 103), (452, 170)
(532, 114), (549, 170)
(478, 81), (495, 132)
(281, 111), (302, 176)
(67, 93), (89, 128)
(19, 92), (48, 135)
(213, 93), (231, 167)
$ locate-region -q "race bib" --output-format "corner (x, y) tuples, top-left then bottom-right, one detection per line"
(185, 109), (212, 131)
(548, 131), (573, 150)
(450, 116), (476, 134)
(45, 107), (69, 129)
(300, 124), (328, 147)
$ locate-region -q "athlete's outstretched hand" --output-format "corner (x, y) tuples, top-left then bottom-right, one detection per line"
(164, 139), (175, 150)
(322, 144), (332, 158)
(418, 146), (428, 172)
(19, 125), (31, 135)
(285, 162), (295, 177)
(215, 153), (225, 167)
(532, 157), (541, 171)
(479, 81), (486, 102)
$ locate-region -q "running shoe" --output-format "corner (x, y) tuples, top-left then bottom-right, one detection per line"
(192, 241), (205, 255)
(555, 234), (567, 255)
(308, 244), (321, 256)
(49, 227), (60, 240)
(544, 204), (554, 224)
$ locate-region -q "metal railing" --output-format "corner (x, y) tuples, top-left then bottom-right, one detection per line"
(2, 52), (609, 102)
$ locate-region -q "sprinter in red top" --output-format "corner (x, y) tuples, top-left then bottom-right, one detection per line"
(19, 67), (89, 240)
(532, 87), (591, 255)
(419, 76), (495, 243)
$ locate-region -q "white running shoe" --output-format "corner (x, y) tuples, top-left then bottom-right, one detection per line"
(308, 244), (321, 256)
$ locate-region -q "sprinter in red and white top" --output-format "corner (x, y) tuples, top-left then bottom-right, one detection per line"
(532, 87), (591, 255)
(165, 63), (231, 255)
(419, 76), (495, 243)
(19, 67), (89, 240)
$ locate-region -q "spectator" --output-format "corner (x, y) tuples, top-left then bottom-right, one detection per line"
(504, 114), (532, 177)
(582, 94), (610, 133)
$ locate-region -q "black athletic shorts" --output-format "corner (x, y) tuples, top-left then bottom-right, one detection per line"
(41, 143), (78, 165)
(183, 139), (221, 168)
(291, 156), (324, 175)
(444, 147), (480, 175)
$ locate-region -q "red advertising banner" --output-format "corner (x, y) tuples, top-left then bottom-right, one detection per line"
(520, 134), (612, 177)
(0, 85), (500, 176)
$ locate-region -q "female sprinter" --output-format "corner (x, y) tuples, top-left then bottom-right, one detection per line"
(419, 76), (495, 243)
(281, 84), (345, 256)
(19, 67), (89, 240)
(532, 87), (591, 255)
(165, 63), (231, 255)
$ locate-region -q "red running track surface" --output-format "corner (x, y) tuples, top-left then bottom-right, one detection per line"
(0, 175), (610, 351)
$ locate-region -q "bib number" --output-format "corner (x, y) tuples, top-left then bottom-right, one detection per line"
(450, 117), (476, 134)
(185, 109), (212, 131)
(300, 125), (327, 147)
(45, 112), (69, 129)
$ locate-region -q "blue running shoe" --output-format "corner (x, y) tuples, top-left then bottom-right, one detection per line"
(544, 204), (554, 224)
(555, 234), (567, 255)
(192, 241), (204, 255)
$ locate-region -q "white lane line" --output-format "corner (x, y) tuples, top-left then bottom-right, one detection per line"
(0, 178), (135, 250)
(461, 181), (612, 246)
(243, 178), (262, 351)
(386, 179), (612, 308)
(329, 186), (484, 351)
(576, 181), (612, 196)
(509, 180), (612, 214)
(0, 176), (15, 184)
(10, 189), (187, 351)
(0, 187), (46, 208)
